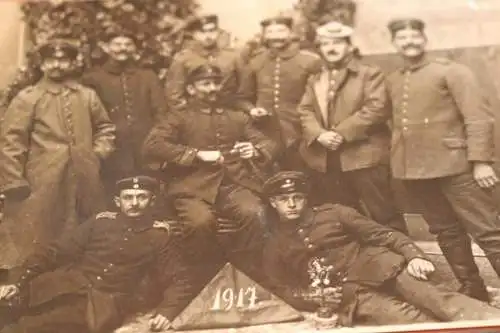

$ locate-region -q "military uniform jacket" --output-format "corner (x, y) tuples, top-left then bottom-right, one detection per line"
(142, 101), (280, 203)
(81, 62), (166, 179)
(165, 42), (245, 110)
(263, 204), (426, 326)
(298, 59), (391, 173)
(387, 56), (494, 179)
(8, 212), (193, 330)
(236, 43), (321, 146)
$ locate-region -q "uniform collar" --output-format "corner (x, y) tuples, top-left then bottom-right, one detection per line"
(121, 212), (155, 232)
(188, 99), (225, 114)
(190, 41), (221, 58)
(266, 42), (300, 60)
(38, 78), (80, 94)
(103, 59), (137, 75)
(400, 54), (430, 72)
(322, 55), (360, 73)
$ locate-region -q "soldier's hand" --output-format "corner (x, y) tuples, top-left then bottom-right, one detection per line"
(0, 284), (19, 301)
(249, 107), (270, 119)
(473, 162), (499, 189)
(407, 258), (435, 281)
(323, 286), (343, 306)
(317, 131), (339, 150)
(148, 313), (171, 332)
(196, 150), (223, 163)
(233, 142), (257, 159)
(329, 132), (344, 150)
(216, 217), (241, 234)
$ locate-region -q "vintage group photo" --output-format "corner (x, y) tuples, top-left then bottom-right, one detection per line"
(1, 0), (500, 332)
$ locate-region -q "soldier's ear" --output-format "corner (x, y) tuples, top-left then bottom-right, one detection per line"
(113, 196), (120, 208)
(99, 41), (111, 54)
(269, 198), (277, 209)
(186, 84), (196, 96)
(150, 194), (156, 207)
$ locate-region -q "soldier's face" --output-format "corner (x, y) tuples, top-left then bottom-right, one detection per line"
(263, 24), (292, 50)
(114, 189), (155, 217)
(317, 38), (351, 64)
(105, 36), (137, 62)
(41, 57), (73, 81)
(392, 28), (427, 59)
(192, 24), (220, 48)
(270, 192), (307, 221)
(187, 78), (222, 103)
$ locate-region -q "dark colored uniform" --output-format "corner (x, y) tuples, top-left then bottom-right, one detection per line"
(1, 212), (193, 333)
(81, 62), (166, 197)
(142, 101), (279, 289)
(236, 43), (321, 170)
(165, 42), (245, 110)
(298, 58), (406, 233)
(264, 204), (500, 326)
(387, 56), (500, 296)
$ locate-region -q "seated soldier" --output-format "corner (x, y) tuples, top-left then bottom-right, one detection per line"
(261, 171), (500, 326)
(0, 175), (193, 333)
(142, 64), (280, 292)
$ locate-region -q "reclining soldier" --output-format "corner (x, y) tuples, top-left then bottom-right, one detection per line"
(260, 171), (500, 326)
(0, 175), (193, 333)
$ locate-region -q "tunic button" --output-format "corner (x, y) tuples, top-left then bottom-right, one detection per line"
(320, 257), (326, 263)
(307, 244), (313, 249)
(124, 237), (128, 241)
(127, 228), (132, 232)
(403, 94), (408, 99)
(424, 118), (429, 124)
(298, 229), (304, 234)
(216, 133), (220, 138)
(97, 276), (102, 281)
(304, 237), (311, 243)
(403, 126), (408, 131)
(104, 268), (108, 272)
(402, 118), (408, 123)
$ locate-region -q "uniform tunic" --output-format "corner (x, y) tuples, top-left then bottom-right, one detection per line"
(165, 42), (245, 110)
(264, 204), (500, 325)
(387, 56), (494, 180)
(237, 43), (321, 147)
(81, 62), (166, 189)
(0, 79), (115, 266)
(7, 212), (193, 332)
(142, 101), (279, 203)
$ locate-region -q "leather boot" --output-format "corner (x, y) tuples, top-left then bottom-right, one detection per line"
(438, 235), (490, 302)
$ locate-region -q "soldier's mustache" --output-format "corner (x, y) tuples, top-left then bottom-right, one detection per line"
(402, 44), (421, 50)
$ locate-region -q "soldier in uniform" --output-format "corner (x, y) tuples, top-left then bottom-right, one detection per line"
(261, 171), (500, 326)
(0, 175), (193, 333)
(165, 14), (245, 110)
(81, 29), (166, 201)
(0, 39), (115, 267)
(143, 63), (279, 292)
(236, 16), (321, 170)
(386, 18), (500, 301)
(298, 21), (406, 233)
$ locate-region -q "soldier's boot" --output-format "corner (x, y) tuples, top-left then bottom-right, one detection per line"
(439, 235), (490, 302)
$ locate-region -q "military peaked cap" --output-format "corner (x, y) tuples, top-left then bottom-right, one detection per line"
(186, 14), (219, 31)
(37, 40), (79, 60)
(263, 171), (310, 196)
(115, 175), (160, 194)
(186, 64), (223, 83)
(388, 18), (426, 35)
(260, 16), (293, 29)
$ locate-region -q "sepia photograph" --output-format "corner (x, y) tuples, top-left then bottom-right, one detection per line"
(1, 0), (500, 332)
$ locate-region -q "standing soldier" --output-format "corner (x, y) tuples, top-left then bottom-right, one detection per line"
(236, 16), (321, 170)
(386, 18), (500, 301)
(81, 29), (166, 200)
(0, 39), (115, 267)
(298, 21), (407, 233)
(260, 171), (500, 326)
(143, 64), (279, 291)
(0, 175), (193, 333)
(165, 14), (245, 110)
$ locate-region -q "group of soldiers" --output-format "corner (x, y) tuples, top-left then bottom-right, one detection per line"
(1, 10), (500, 333)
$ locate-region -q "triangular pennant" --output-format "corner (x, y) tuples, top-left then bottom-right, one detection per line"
(172, 262), (303, 330)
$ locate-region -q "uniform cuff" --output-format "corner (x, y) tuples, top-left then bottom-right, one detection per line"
(400, 244), (427, 262)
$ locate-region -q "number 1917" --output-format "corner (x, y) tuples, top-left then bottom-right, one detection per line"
(210, 287), (258, 311)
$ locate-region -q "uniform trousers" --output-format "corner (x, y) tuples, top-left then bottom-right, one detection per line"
(310, 152), (408, 234)
(172, 184), (268, 293)
(354, 269), (500, 325)
(402, 172), (500, 274)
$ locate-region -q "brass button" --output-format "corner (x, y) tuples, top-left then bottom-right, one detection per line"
(304, 237), (311, 243)
(307, 244), (313, 249)
(97, 276), (102, 281)
(298, 229), (304, 234)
